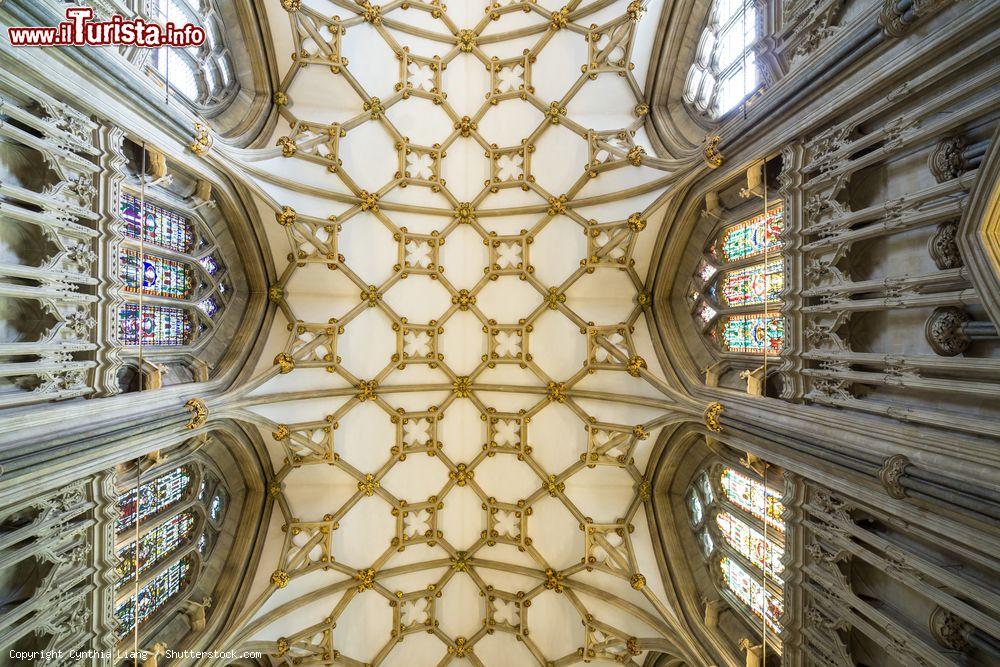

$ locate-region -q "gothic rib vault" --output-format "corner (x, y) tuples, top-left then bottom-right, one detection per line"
(201, 1), (718, 663)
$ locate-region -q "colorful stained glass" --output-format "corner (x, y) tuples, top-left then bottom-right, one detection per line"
(719, 258), (783, 307)
(200, 255), (221, 275)
(720, 556), (782, 633)
(198, 297), (219, 317)
(697, 259), (718, 282)
(720, 467), (785, 533)
(120, 250), (192, 299)
(695, 302), (718, 325)
(118, 303), (192, 346)
(116, 467), (193, 534)
(120, 193), (193, 253)
(115, 557), (191, 637)
(688, 490), (704, 526)
(115, 512), (195, 586)
(717, 313), (784, 354)
(716, 511), (784, 575)
(712, 205), (783, 263)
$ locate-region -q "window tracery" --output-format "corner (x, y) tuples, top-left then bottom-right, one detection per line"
(684, 0), (762, 118)
(147, 0), (237, 109)
(114, 189), (229, 349)
(113, 458), (230, 642)
(687, 465), (785, 641)
(691, 204), (786, 355)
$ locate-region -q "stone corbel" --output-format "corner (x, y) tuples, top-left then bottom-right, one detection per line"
(703, 598), (725, 628)
(702, 360), (728, 388)
(739, 365), (766, 396)
(740, 162), (765, 200)
(739, 638), (764, 667)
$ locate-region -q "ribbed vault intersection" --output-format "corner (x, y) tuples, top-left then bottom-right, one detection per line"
(206, 0), (716, 664)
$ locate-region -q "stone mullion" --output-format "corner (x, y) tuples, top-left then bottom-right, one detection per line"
(800, 288), (978, 315)
(803, 564), (953, 667)
(0, 480), (103, 657)
(800, 350), (1000, 376)
(0, 74), (103, 409)
(801, 367), (999, 398)
(801, 267), (969, 299)
(805, 503), (1000, 632)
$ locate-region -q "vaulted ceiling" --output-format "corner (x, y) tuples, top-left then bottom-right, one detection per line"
(208, 0), (715, 663)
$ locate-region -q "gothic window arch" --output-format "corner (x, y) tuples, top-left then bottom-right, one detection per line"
(114, 185), (231, 351)
(684, 0), (763, 118)
(113, 456), (229, 643)
(690, 203), (785, 355)
(146, 0), (238, 110)
(687, 462), (785, 643)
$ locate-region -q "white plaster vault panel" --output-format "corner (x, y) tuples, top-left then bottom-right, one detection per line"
(208, 0), (713, 663)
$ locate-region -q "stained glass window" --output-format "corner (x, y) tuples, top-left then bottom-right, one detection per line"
(720, 467), (785, 533)
(119, 250), (193, 299)
(712, 206), (784, 263)
(716, 511), (784, 575)
(198, 297), (219, 317)
(720, 556), (782, 633)
(115, 512), (196, 586)
(697, 259), (718, 282)
(200, 255), (221, 276)
(695, 302), (718, 325)
(120, 193), (193, 253)
(116, 466), (192, 533)
(688, 490), (704, 526)
(717, 313), (784, 354)
(115, 557), (191, 637)
(719, 258), (783, 307)
(118, 303), (192, 347)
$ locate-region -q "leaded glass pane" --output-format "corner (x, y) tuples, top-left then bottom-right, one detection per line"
(713, 206), (784, 263)
(720, 467), (785, 533)
(713, 0), (743, 24)
(115, 557), (191, 638)
(719, 258), (783, 307)
(688, 490), (705, 525)
(209, 493), (224, 522)
(695, 302), (718, 325)
(720, 556), (782, 633)
(200, 255), (221, 276)
(116, 466), (192, 533)
(155, 48), (200, 101)
(120, 193), (194, 253)
(115, 512), (195, 586)
(698, 473), (713, 503)
(699, 530), (715, 557)
(198, 297), (219, 317)
(118, 303), (192, 347)
(716, 62), (757, 115)
(716, 511), (784, 575)
(716, 313), (784, 354)
(697, 259), (718, 282)
(120, 250), (192, 299)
